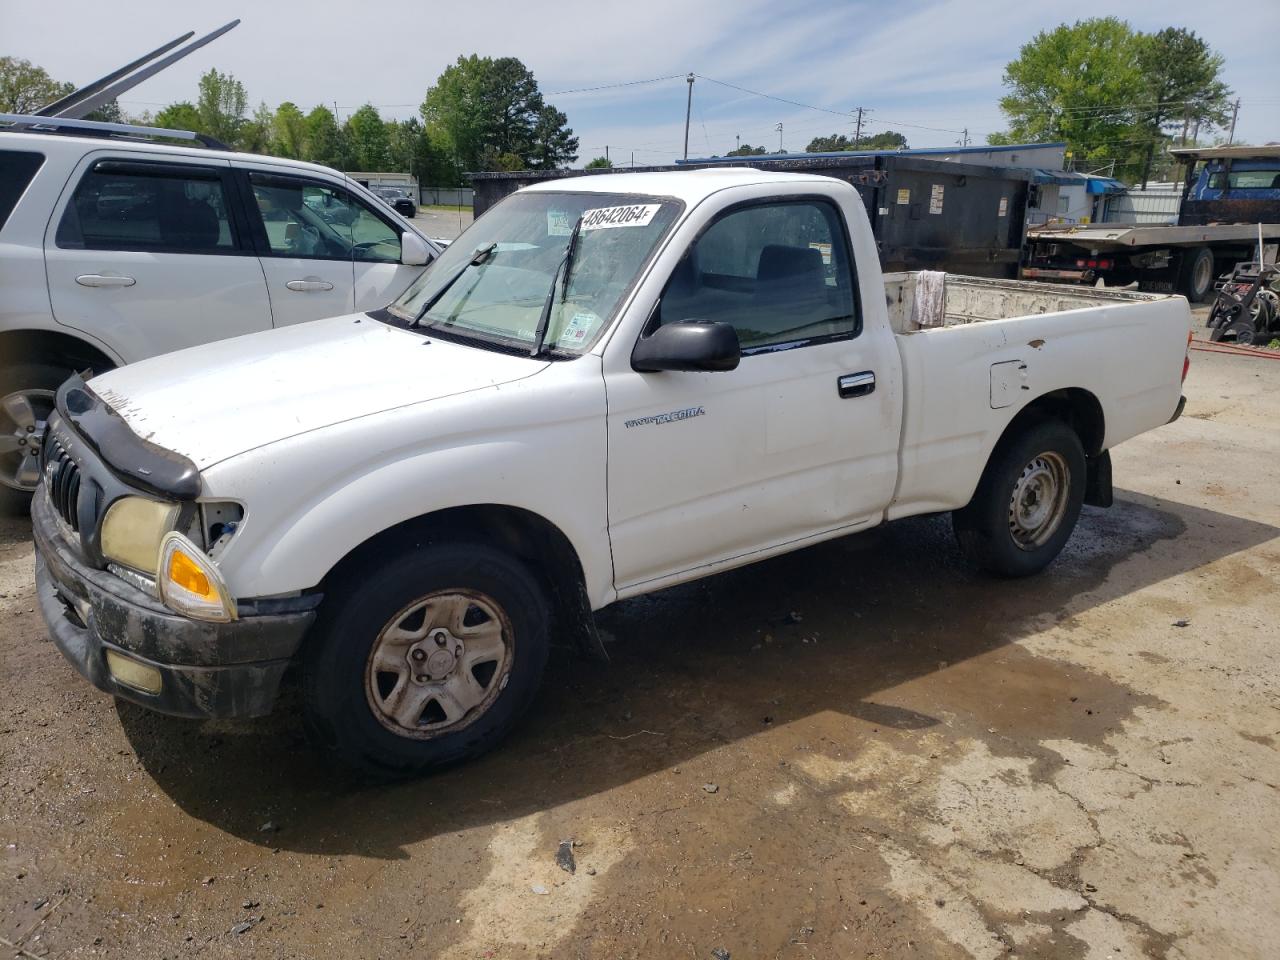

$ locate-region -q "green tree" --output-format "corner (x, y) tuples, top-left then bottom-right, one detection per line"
(271, 101), (308, 158)
(726, 143), (768, 156)
(420, 54), (577, 180)
(528, 105), (578, 169)
(344, 104), (391, 170)
(154, 102), (202, 132)
(0, 56), (72, 113)
(585, 155), (613, 169)
(195, 68), (248, 145)
(237, 101), (274, 153)
(1135, 28), (1232, 184)
(303, 105), (344, 167)
(989, 18), (1146, 176)
(805, 131), (908, 152)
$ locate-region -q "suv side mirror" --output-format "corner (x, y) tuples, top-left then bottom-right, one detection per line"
(632, 319), (741, 372)
(401, 231), (430, 266)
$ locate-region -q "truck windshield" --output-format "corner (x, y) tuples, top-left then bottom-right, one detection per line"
(389, 191), (681, 353)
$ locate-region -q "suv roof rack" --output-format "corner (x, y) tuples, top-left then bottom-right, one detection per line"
(0, 113), (230, 150)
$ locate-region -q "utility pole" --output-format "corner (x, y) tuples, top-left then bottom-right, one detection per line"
(853, 106), (864, 148)
(736, 133), (740, 152)
(683, 73), (694, 160)
(961, 127), (970, 147)
(1227, 98), (1240, 145)
(605, 145), (609, 163)
(776, 122), (784, 152)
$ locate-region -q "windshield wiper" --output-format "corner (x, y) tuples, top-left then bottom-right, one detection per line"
(529, 216), (583, 358)
(410, 242), (497, 329)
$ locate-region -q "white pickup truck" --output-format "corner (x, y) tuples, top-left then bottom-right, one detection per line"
(33, 168), (1192, 775)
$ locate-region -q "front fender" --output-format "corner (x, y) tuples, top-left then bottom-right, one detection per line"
(201, 368), (612, 607)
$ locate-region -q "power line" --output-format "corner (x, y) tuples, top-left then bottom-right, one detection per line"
(547, 74), (685, 97)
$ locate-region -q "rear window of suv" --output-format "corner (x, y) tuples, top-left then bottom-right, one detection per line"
(55, 160), (239, 253)
(0, 150), (45, 232)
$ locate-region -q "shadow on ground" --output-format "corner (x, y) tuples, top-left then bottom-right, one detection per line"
(113, 490), (1276, 859)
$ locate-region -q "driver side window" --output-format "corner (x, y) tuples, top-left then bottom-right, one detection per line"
(248, 175), (400, 263)
(658, 198), (859, 352)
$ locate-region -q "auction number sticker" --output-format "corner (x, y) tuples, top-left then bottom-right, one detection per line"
(581, 204), (660, 231)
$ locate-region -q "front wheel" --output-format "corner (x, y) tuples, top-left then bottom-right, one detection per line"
(0, 362), (76, 513)
(302, 542), (550, 777)
(953, 420), (1086, 577)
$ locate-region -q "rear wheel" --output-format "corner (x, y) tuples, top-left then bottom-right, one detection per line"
(1177, 247), (1215, 302)
(953, 420), (1086, 577)
(302, 542), (550, 777)
(0, 362), (74, 513)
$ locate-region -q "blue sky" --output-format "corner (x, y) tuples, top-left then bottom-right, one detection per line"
(5, 0), (1278, 168)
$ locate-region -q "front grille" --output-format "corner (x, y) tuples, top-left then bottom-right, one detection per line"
(43, 433), (83, 532)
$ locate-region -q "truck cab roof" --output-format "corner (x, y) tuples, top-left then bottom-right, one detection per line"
(519, 168), (839, 205)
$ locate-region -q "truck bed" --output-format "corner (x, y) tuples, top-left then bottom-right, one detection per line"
(881, 272), (1189, 521)
(883, 272), (1175, 334)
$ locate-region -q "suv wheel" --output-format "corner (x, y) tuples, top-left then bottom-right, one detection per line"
(0, 363), (73, 511)
(302, 542), (550, 777)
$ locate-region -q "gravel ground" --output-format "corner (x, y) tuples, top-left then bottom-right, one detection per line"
(1, 333), (1277, 959)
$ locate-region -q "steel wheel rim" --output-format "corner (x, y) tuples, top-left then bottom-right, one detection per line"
(1008, 451), (1070, 550)
(0, 389), (55, 492)
(364, 589), (513, 740)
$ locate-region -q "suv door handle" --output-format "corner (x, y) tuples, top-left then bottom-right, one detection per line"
(837, 371), (876, 398)
(76, 274), (136, 288)
(285, 279), (335, 292)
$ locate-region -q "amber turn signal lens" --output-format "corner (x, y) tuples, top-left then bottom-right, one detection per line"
(168, 548), (212, 597)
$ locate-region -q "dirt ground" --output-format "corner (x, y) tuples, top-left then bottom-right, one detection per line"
(2, 338), (1278, 959)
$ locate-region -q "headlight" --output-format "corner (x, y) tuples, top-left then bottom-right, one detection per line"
(100, 497), (180, 574)
(158, 532), (237, 622)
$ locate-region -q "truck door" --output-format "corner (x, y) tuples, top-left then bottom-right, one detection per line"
(44, 154), (273, 361)
(605, 196), (903, 592)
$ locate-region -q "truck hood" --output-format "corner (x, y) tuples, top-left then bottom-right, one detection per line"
(89, 314), (547, 470)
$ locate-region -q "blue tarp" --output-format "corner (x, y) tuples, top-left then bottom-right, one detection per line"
(1086, 177), (1126, 195)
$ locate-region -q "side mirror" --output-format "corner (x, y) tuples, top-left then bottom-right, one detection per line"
(631, 319), (741, 373)
(400, 231), (430, 266)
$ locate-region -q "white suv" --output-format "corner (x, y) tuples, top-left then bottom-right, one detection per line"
(0, 119), (439, 502)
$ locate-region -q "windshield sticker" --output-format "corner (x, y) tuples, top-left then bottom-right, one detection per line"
(581, 204), (661, 231)
(547, 210), (573, 236)
(624, 406), (705, 429)
(562, 311), (598, 344)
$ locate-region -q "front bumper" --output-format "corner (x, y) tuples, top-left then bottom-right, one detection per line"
(32, 491), (319, 719)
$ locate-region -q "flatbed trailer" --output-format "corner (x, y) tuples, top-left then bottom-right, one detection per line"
(1024, 145), (1280, 301)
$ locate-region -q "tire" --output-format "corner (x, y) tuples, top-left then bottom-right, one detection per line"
(953, 419), (1086, 578)
(1177, 247), (1215, 302)
(1221, 319), (1262, 346)
(0, 362), (75, 514)
(302, 541), (550, 777)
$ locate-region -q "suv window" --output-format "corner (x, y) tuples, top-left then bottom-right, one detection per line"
(0, 150), (45, 232)
(659, 199), (859, 352)
(249, 174), (401, 263)
(56, 161), (237, 253)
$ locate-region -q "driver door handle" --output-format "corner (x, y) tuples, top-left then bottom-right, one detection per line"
(838, 371), (876, 398)
(285, 279), (334, 292)
(76, 274), (136, 288)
